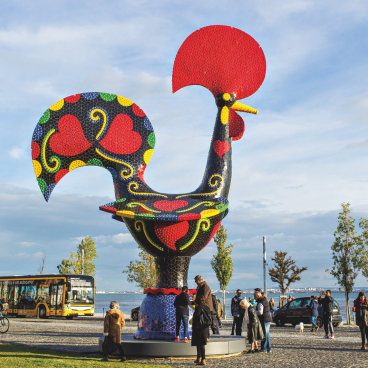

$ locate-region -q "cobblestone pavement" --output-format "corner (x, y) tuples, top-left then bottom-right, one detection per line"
(0, 317), (367, 368)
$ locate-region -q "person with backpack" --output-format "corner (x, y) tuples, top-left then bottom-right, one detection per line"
(174, 286), (190, 342)
(192, 295), (211, 365)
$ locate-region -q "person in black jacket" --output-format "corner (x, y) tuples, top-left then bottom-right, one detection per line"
(254, 291), (272, 353)
(174, 286), (190, 342)
(211, 294), (220, 334)
(192, 295), (210, 365)
(231, 289), (244, 336)
(318, 290), (334, 339)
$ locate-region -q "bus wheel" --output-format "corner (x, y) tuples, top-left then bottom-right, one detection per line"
(38, 306), (47, 319)
(66, 316), (74, 320)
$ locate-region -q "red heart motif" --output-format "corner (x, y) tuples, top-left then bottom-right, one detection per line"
(50, 115), (92, 156)
(154, 221), (189, 250)
(153, 200), (188, 212)
(213, 140), (230, 158)
(99, 114), (142, 155)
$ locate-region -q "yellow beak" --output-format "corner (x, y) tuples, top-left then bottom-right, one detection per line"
(231, 101), (258, 115)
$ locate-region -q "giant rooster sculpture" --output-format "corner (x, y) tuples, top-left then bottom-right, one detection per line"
(31, 25), (266, 339)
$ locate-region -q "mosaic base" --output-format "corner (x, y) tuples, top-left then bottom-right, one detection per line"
(134, 293), (194, 340)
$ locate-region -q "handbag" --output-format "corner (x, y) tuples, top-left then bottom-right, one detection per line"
(195, 306), (212, 330)
(102, 336), (117, 356)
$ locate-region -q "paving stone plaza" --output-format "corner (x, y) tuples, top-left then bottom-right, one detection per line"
(0, 317), (367, 368)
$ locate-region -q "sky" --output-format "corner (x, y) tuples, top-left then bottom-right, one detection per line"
(1, 0), (368, 291)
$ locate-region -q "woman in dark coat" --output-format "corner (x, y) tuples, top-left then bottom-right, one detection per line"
(192, 295), (210, 365)
(353, 292), (368, 350)
(241, 299), (264, 353)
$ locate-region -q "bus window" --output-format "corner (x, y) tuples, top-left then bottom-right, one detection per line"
(8, 286), (14, 309)
(14, 286), (19, 309)
(66, 280), (94, 304)
(36, 280), (50, 304)
(57, 285), (63, 309)
(2, 282), (8, 303)
(19, 286), (28, 309)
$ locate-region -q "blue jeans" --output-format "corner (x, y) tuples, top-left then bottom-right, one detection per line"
(310, 316), (317, 329)
(323, 312), (334, 336)
(176, 314), (189, 339)
(261, 322), (271, 351)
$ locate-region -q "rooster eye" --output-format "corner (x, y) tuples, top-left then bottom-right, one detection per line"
(223, 93), (231, 101)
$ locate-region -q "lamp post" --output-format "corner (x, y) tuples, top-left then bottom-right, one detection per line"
(263, 236), (267, 296)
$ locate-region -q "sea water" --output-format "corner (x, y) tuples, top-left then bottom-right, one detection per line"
(95, 291), (358, 321)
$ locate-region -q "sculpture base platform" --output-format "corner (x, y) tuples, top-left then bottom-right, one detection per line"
(99, 335), (245, 357)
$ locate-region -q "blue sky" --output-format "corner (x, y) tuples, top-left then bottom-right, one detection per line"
(1, 0), (368, 291)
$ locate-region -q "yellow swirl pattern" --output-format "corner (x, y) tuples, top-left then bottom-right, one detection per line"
(42, 129), (61, 173)
(176, 201), (214, 213)
(95, 148), (134, 179)
(180, 218), (210, 251)
(176, 174), (224, 199)
(134, 220), (164, 251)
(200, 209), (220, 218)
(126, 202), (161, 213)
(128, 182), (168, 198)
(90, 108), (108, 140)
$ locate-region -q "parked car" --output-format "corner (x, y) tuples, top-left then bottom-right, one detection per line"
(272, 297), (342, 328)
(131, 306), (140, 321)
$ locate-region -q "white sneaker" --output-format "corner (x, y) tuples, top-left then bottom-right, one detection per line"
(330, 335), (335, 339)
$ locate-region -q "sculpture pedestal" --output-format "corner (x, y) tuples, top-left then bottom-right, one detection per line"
(134, 289), (196, 340)
(99, 334), (246, 357)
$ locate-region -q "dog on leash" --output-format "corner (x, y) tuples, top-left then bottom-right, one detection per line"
(295, 322), (304, 332)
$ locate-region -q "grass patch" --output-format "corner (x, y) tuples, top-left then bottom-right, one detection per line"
(0, 343), (170, 368)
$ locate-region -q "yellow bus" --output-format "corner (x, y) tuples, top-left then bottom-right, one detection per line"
(0, 274), (95, 319)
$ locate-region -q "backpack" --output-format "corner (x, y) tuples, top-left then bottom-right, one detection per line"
(196, 306), (212, 330)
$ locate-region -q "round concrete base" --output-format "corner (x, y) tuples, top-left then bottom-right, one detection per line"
(99, 335), (246, 357)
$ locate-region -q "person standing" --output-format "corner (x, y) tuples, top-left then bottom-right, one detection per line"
(318, 290), (334, 339)
(216, 297), (224, 328)
(194, 275), (213, 312)
(192, 295), (211, 365)
(353, 292), (368, 350)
(231, 289), (244, 336)
(254, 291), (272, 353)
(241, 299), (264, 353)
(305, 296), (319, 332)
(211, 294), (220, 334)
(174, 286), (190, 342)
(102, 301), (126, 362)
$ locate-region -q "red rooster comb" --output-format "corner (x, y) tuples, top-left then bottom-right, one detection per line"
(172, 25), (266, 100)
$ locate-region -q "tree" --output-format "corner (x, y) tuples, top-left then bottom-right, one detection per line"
(269, 251), (307, 295)
(123, 245), (156, 289)
(57, 236), (98, 276)
(210, 225), (234, 318)
(327, 203), (364, 324)
(37, 253), (47, 274)
(357, 217), (368, 281)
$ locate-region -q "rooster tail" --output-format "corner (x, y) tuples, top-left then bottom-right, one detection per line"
(31, 92), (155, 201)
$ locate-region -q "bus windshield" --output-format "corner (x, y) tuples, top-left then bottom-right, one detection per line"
(66, 280), (94, 304)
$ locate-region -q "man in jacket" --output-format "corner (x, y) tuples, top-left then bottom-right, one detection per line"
(254, 291), (272, 353)
(318, 290), (334, 339)
(103, 301), (126, 361)
(194, 275), (213, 311)
(231, 289), (244, 336)
(174, 286), (190, 342)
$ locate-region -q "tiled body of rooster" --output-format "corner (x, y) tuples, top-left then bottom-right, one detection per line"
(31, 25), (266, 283)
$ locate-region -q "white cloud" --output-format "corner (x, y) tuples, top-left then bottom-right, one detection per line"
(18, 242), (37, 247)
(9, 148), (25, 159)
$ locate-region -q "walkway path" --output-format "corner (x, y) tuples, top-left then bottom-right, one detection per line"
(0, 317), (366, 367)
